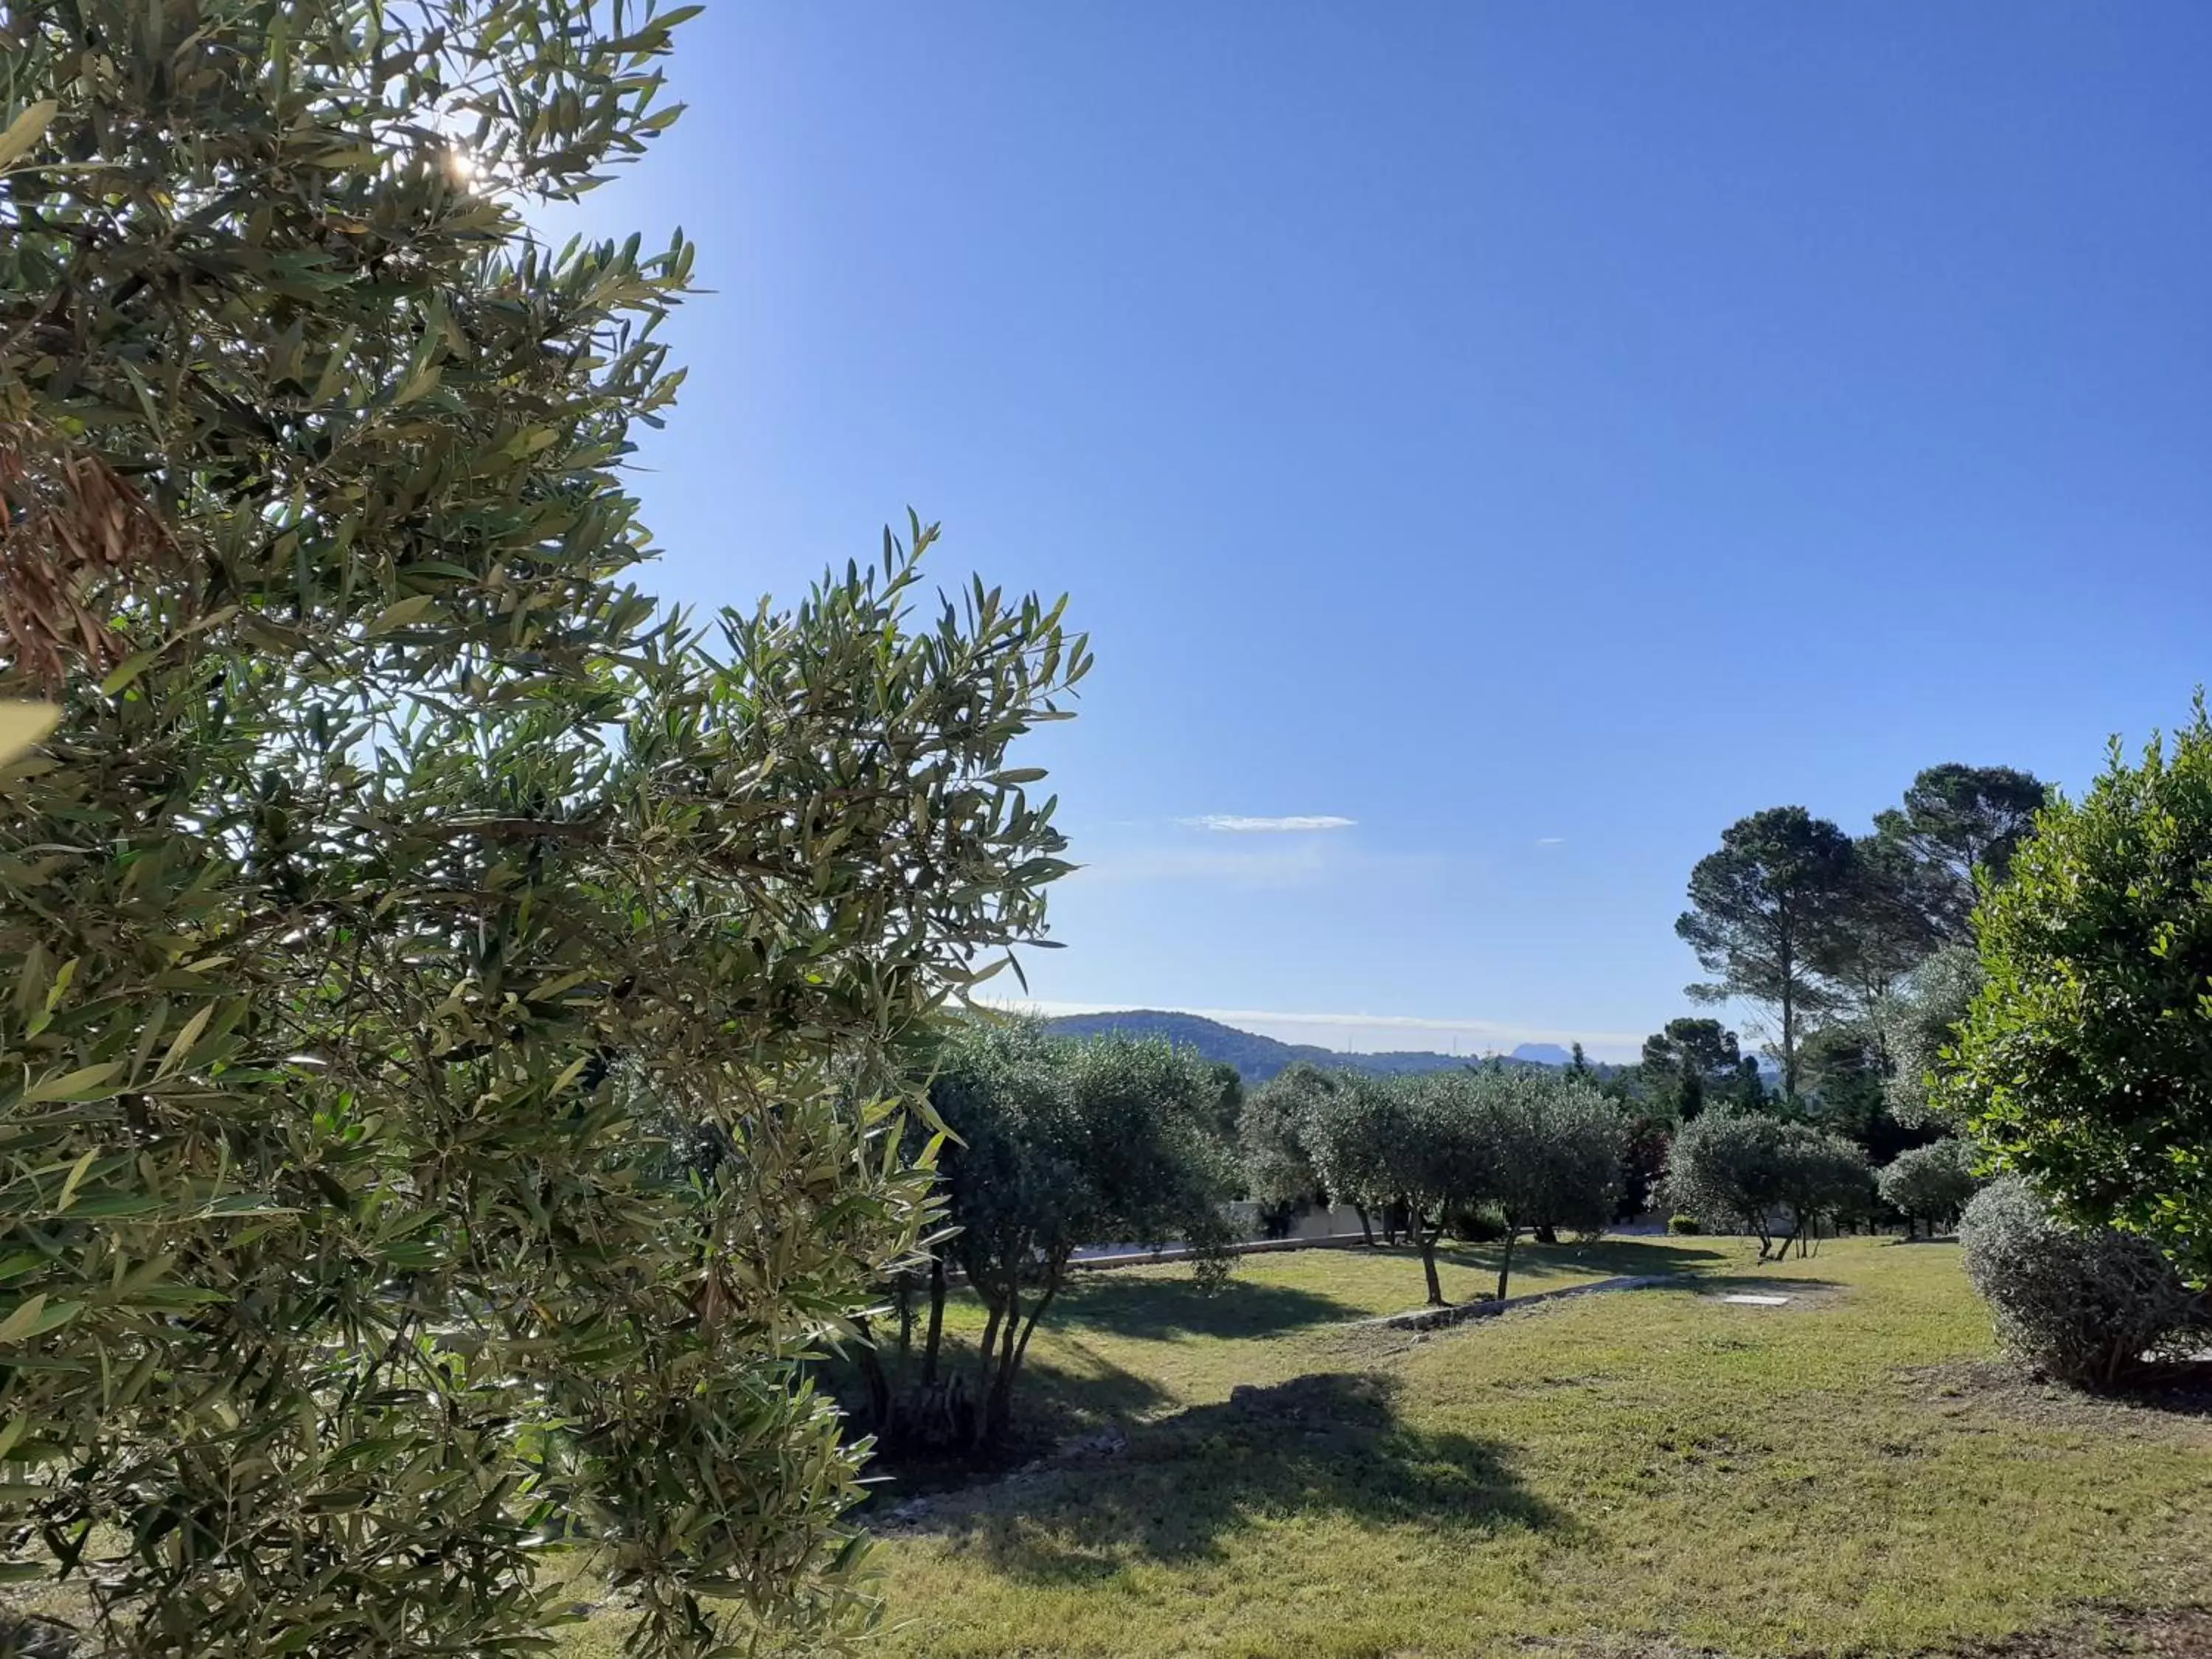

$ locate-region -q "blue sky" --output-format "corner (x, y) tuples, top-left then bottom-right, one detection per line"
(566, 2), (2212, 1060)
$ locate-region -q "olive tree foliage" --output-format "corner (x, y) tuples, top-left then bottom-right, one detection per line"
(1384, 1075), (1500, 1306)
(926, 1023), (1235, 1445)
(1662, 1113), (1871, 1261)
(1304, 1074), (1408, 1241)
(1942, 705), (2212, 1281)
(1874, 943), (1983, 1129)
(1303, 1070), (1624, 1306)
(1239, 1062), (1343, 1220)
(0, 1), (1090, 1651)
(1479, 1071), (1626, 1300)
(1959, 1178), (2207, 1387)
(1304, 1074), (1480, 1304)
(1877, 1138), (1982, 1237)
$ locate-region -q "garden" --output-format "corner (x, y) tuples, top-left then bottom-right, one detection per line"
(6, 1), (2212, 1655)
(562, 1234), (2212, 1658)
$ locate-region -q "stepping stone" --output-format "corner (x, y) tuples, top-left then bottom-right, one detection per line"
(1722, 1293), (1791, 1306)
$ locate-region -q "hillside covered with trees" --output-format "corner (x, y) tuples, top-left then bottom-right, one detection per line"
(1041, 1010), (1577, 1084)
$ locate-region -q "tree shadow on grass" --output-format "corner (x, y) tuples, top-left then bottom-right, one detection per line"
(1006, 1329), (1178, 1427)
(1051, 1274), (1364, 1343)
(915, 1372), (1563, 1582)
(1346, 1237), (1735, 1287)
(1467, 1238), (1733, 1279)
(836, 1332), (1178, 1490)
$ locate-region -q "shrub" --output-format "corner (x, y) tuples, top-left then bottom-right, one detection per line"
(1877, 1138), (1983, 1235)
(1944, 701), (2212, 1278)
(1958, 1178), (2206, 1386)
(1446, 1203), (1509, 1243)
(1668, 1213), (1703, 1235)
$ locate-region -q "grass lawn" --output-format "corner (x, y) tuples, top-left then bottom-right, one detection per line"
(563, 1234), (2212, 1657)
(900, 1234), (1713, 1446)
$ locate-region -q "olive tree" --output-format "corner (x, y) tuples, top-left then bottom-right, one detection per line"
(1480, 1071), (1627, 1299)
(1877, 1138), (1982, 1237)
(1386, 1076), (1500, 1305)
(928, 1024), (1235, 1446)
(1304, 1070), (1624, 1306)
(0, 1), (1088, 1649)
(1304, 1075), (1489, 1304)
(1663, 1113), (1871, 1261)
(1943, 703), (2212, 1280)
(1874, 943), (1983, 1129)
(1239, 1062), (1346, 1232)
(1304, 1074), (1411, 1248)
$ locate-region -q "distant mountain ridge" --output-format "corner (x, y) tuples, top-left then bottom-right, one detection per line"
(1037, 1009), (1573, 1085)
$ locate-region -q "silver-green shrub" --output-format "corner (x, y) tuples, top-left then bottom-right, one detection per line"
(1958, 1177), (2205, 1385)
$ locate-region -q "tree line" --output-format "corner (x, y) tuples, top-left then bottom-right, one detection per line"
(844, 1029), (1637, 1458)
(1664, 764), (2042, 1104)
(1672, 763), (2045, 1099)
(1661, 728), (2212, 1384)
(1243, 1062), (1625, 1304)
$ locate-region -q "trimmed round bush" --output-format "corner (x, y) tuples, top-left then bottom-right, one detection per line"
(1958, 1177), (2205, 1386)
(1668, 1213), (1703, 1236)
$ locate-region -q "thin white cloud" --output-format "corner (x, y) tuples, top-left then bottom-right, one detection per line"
(979, 998), (1646, 1063)
(1180, 814), (1356, 834)
(1074, 841), (1335, 890)
(1535, 835), (1567, 846)
(1072, 840), (1443, 891)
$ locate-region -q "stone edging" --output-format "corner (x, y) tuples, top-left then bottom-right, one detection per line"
(1363, 1272), (1684, 1331)
(1063, 1234), (1372, 1273)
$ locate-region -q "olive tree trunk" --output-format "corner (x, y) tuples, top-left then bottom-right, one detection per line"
(921, 1255), (947, 1385)
(981, 1255), (1066, 1447)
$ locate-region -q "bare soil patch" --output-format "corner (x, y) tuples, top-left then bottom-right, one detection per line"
(1902, 1359), (2212, 1439)
(1958, 1606), (2212, 1656)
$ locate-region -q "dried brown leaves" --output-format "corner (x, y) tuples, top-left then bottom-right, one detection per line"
(0, 420), (179, 692)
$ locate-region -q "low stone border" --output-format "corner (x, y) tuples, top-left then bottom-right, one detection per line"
(933, 1232), (1374, 1288)
(1363, 1271), (1684, 1332)
(1063, 1234), (1372, 1273)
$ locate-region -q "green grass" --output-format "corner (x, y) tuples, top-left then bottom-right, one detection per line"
(899, 1235), (1715, 1443)
(563, 1236), (2212, 1656)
